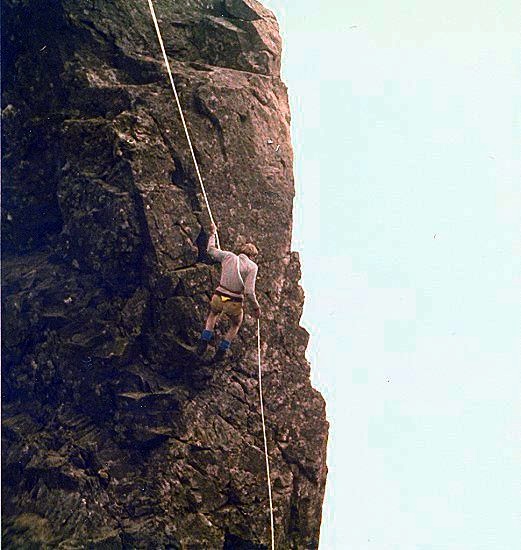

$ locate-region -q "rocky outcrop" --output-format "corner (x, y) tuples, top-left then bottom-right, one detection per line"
(1, 1), (328, 548)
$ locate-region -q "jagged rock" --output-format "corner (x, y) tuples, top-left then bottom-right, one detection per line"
(1, 1), (328, 548)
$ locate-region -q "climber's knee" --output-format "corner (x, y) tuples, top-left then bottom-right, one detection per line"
(227, 304), (243, 327)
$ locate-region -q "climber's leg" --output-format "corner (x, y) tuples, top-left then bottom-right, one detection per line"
(205, 310), (221, 331)
(196, 296), (222, 356)
(224, 313), (243, 341)
(213, 304), (243, 362)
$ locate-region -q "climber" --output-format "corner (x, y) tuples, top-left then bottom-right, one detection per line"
(196, 223), (261, 362)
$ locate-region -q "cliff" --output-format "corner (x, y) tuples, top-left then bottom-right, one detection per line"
(1, 1), (328, 548)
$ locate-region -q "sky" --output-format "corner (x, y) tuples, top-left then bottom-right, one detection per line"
(262, 1), (521, 549)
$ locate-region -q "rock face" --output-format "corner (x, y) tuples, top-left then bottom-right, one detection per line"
(1, 1), (328, 548)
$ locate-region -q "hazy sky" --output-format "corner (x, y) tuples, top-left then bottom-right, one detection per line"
(263, 1), (520, 548)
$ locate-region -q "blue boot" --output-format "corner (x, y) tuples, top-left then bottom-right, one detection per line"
(196, 329), (213, 356)
(213, 340), (231, 363)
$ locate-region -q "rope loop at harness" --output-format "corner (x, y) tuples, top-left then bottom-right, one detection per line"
(147, 1), (275, 547)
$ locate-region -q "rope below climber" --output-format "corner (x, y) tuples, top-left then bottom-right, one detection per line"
(196, 223), (262, 363)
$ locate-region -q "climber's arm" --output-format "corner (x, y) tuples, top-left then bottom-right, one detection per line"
(244, 265), (261, 318)
(207, 224), (227, 262)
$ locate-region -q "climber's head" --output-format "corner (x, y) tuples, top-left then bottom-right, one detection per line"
(239, 243), (259, 259)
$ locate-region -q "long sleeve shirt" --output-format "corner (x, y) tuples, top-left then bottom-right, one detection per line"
(207, 234), (259, 307)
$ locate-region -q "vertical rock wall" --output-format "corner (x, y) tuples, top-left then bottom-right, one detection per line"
(1, 1), (329, 548)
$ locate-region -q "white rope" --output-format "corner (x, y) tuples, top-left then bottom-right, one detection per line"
(258, 318), (275, 550)
(147, 2), (275, 547)
(147, 0), (220, 249)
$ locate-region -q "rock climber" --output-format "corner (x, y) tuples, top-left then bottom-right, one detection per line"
(196, 223), (261, 362)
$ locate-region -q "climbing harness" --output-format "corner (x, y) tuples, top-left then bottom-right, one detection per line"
(146, 2), (275, 548)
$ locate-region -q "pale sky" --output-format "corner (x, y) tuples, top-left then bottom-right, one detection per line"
(263, 1), (521, 548)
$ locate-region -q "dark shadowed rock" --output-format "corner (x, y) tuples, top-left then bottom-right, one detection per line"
(1, 1), (328, 548)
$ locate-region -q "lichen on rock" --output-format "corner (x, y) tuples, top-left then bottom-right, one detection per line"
(1, 1), (329, 548)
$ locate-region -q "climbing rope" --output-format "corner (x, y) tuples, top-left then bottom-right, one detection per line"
(146, 0), (220, 249)
(146, 2), (275, 547)
(258, 319), (275, 550)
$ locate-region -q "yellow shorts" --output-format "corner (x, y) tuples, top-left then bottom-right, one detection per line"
(210, 294), (244, 324)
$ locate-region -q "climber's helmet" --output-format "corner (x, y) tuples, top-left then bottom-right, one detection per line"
(239, 243), (259, 259)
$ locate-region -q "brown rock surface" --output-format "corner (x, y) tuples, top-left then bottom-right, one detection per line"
(1, 1), (329, 548)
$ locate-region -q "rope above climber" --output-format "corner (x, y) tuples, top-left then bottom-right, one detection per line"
(197, 223), (261, 363)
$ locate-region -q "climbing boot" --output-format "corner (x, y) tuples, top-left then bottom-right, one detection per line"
(196, 330), (213, 356)
(212, 339), (231, 363)
(207, 338), (231, 363)
(212, 347), (228, 363)
(196, 339), (209, 356)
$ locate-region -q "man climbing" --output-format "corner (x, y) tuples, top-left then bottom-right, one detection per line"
(197, 223), (261, 362)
